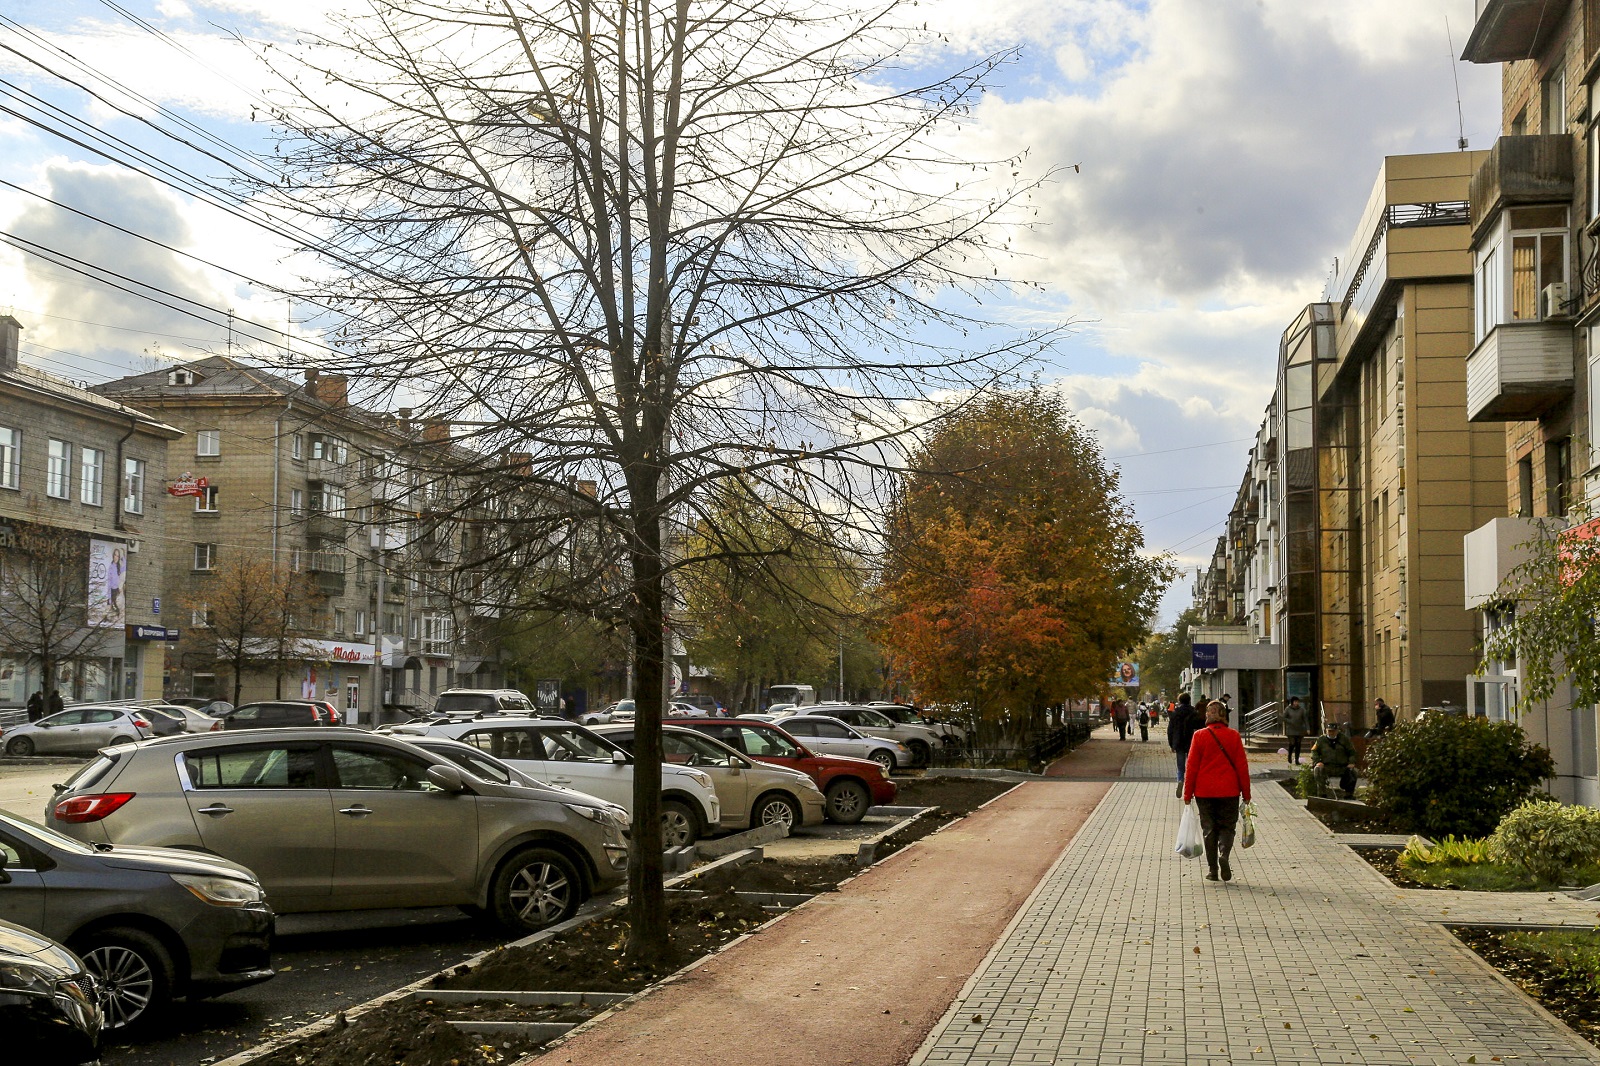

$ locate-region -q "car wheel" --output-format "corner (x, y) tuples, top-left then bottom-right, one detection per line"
(110, 735), (137, 747)
(908, 739), (931, 766)
(661, 800), (700, 847)
(824, 779), (870, 824)
(753, 792), (800, 830)
(5, 736), (33, 757)
(870, 748), (896, 774)
(490, 847), (581, 933)
(77, 927), (173, 1031)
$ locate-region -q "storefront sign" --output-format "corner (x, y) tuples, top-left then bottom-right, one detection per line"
(127, 624), (180, 641)
(1190, 644), (1219, 670)
(302, 640), (376, 665)
(166, 473), (210, 497)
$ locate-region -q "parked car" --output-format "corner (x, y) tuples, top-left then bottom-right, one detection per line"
(0, 808), (273, 1030)
(433, 689), (536, 716)
(165, 697), (215, 710)
(388, 717), (720, 846)
(592, 724), (825, 831)
(2, 708), (156, 757)
(797, 705), (942, 766)
(870, 702), (967, 748)
(151, 703), (223, 733)
(675, 693), (724, 716)
(0, 917), (102, 1064)
(672, 718), (896, 824)
(213, 701), (336, 730)
(774, 714), (911, 772)
(604, 699), (636, 722)
(46, 729), (628, 934)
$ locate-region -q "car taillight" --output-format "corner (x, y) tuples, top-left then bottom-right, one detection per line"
(131, 717), (150, 728)
(209, 720), (221, 731)
(53, 792), (136, 823)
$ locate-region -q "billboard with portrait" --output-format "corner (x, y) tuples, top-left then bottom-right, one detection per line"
(1110, 661), (1140, 687)
(86, 538), (127, 628)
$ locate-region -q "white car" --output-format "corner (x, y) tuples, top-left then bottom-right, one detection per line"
(795, 705), (943, 766)
(389, 717), (720, 845)
(772, 714), (910, 773)
(871, 702), (966, 747)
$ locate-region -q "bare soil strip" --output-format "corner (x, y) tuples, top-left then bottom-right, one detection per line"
(551, 761), (1121, 1066)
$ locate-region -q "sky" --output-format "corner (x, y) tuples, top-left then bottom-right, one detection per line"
(0, 0), (1504, 626)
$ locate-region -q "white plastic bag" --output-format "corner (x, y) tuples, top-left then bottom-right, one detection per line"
(1175, 803), (1203, 859)
(1240, 802), (1258, 849)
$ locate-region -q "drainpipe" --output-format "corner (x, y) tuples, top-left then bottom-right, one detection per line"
(273, 398), (293, 558)
(113, 414), (137, 532)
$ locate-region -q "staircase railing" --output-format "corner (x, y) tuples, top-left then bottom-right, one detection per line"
(1242, 700), (1280, 738)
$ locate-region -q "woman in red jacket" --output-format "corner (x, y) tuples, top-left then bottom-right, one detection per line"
(1182, 701), (1251, 882)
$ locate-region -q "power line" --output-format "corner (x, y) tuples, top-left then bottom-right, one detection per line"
(1106, 436), (1255, 461)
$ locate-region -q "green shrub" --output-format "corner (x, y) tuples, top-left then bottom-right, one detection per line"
(1487, 800), (1600, 886)
(1295, 762), (1320, 800)
(1397, 834), (1491, 871)
(1362, 715), (1554, 839)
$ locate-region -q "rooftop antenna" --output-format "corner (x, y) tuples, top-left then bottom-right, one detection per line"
(1446, 16), (1469, 150)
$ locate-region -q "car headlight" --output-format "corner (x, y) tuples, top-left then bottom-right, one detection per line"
(171, 873), (266, 908)
(0, 962), (54, 997)
(683, 769), (713, 788)
(565, 802), (631, 831)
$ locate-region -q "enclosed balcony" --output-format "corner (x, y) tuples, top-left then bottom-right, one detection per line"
(1465, 320), (1574, 421)
(306, 512), (346, 542)
(1461, 0), (1574, 64)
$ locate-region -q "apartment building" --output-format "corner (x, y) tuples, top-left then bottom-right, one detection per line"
(1193, 153), (1505, 731)
(1459, 0), (1600, 802)
(96, 356), (510, 720)
(0, 316), (181, 704)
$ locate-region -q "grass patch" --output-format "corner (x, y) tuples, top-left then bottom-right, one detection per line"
(1502, 930), (1600, 995)
(1362, 846), (1600, 891)
(1454, 927), (1600, 1049)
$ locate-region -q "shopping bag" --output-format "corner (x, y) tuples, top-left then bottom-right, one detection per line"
(1175, 804), (1203, 859)
(1240, 802), (1258, 849)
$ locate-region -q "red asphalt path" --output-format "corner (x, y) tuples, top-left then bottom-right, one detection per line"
(550, 738), (1131, 1066)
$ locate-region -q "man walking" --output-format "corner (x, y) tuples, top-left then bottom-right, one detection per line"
(25, 690), (43, 723)
(1183, 701), (1251, 882)
(1166, 693), (1200, 797)
(1311, 719), (1359, 799)
(1112, 699), (1130, 741)
(1282, 695), (1308, 767)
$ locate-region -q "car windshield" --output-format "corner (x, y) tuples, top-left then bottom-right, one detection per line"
(663, 731), (738, 767)
(741, 726), (802, 758)
(427, 745), (515, 785)
(543, 726), (624, 762)
(0, 811), (98, 856)
(854, 709), (894, 727)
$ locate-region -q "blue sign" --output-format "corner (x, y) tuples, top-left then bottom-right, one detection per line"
(1190, 643), (1219, 670)
(153, 597), (161, 615)
(127, 625), (180, 641)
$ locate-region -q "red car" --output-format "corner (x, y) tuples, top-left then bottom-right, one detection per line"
(675, 717), (896, 824)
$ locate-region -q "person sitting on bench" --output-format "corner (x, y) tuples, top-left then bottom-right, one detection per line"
(1311, 719), (1358, 800)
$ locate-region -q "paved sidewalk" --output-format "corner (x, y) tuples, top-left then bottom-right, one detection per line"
(912, 778), (1600, 1066)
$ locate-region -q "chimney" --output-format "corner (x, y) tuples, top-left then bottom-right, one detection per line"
(306, 370), (348, 406)
(575, 480), (597, 499)
(422, 418), (450, 443)
(0, 315), (20, 372)
(508, 451), (533, 475)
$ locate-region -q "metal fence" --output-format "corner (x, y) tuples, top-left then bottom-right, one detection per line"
(929, 723), (1090, 772)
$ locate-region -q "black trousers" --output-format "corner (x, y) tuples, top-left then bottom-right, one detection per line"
(1287, 735), (1303, 763)
(1195, 796), (1240, 873)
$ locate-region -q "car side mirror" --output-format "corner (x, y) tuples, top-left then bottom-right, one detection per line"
(425, 764), (468, 793)
(611, 749), (627, 764)
(0, 852), (10, 885)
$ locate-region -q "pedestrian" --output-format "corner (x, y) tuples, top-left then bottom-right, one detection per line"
(1137, 703), (1150, 742)
(1183, 701), (1251, 882)
(25, 690), (43, 722)
(47, 688), (63, 716)
(1282, 695), (1309, 767)
(1112, 699), (1130, 741)
(1368, 698), (1396, 737)
(1167, 693), (1200, 797)
(1311, 719), (1359, 799)
(1219, 692), (1233, 728)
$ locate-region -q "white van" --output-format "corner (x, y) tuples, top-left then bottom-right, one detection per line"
(765, 684), (816, 709)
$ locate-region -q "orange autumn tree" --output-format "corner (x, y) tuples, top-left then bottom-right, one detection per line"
(879, 389), (1171, 738)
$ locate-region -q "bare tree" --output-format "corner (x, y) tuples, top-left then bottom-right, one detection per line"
(0, 523), (112, 697)
(184, 555), (326, 707)
(256, 0), (1059, 960)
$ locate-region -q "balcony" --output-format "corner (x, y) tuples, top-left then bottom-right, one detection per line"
(307, 513), (346, 542)
(305, 457), (345, 485)
(1468, 135), (1573, 237)
(1461, 0), (1574, 64)
(1465, 320), (1574, 421)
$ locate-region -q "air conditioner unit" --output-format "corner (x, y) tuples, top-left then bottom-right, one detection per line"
(1542, 281), (1570, 319)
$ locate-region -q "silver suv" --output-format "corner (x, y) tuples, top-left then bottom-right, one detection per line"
(46, 729), (628, 933)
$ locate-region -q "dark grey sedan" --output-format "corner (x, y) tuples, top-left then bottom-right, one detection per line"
(0, 810), (274, 1030)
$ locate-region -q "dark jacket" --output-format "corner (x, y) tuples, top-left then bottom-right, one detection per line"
(1311, 731), (1357, 771)
(1167, 702), (1201, 754)
(1281, 701), (1309, 737)
(1373, 703), (1396, 734)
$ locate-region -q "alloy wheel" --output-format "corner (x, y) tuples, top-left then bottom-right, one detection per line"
(83, 944), (155, 1029)
(505, 860), (572, 927)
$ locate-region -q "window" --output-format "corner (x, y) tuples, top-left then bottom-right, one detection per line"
(312, 486), (346, 516)
(1548, 437), (1572, 517)
(1590, 119), (1600, 222)
(331, 746), (441, 790)
(290, 488), (304, 516)
(191, 604), (213, 627)
(194, 543), (217, 571)
(195, 484), (219, 513)
(355, 609), (367, 635)
(334, 607), (347, 633)
(1475, 206), (1569, 339)
(46, 439), (70, 499)
(312, 436), (349, 464)
(739, 726), (802, 758)
(409, 615), (421, 639)
(1543, 67), (1567, 134)
(0, 427), (18, 490)
(1590, 330), (1600, 469)
(196, 429), (220, 457)
(123, 457), (144, 514)
(78, 447), (103, 506)
(168, 367), (196, 387)
(290, 548), (303, 572)
(291, 433), (303, 460)
(184, 745), (320, 789)
(1518, 454), (1536, 515)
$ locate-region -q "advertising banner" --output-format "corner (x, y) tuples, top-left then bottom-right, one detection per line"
(1110, 661), (1140, 687)
(86, 538), (127, 628)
